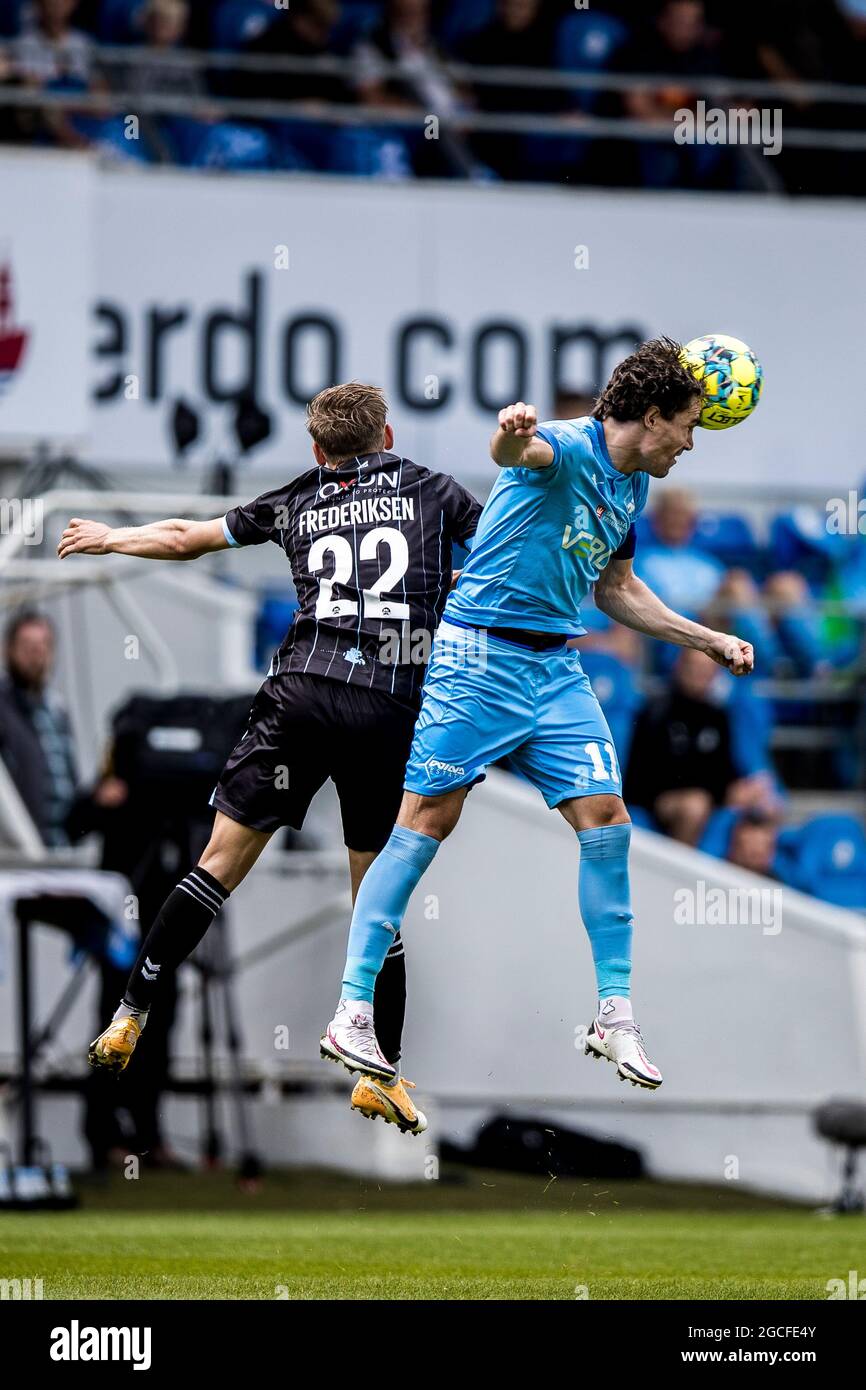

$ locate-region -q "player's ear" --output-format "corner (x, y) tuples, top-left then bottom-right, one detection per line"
(383, 423), (394, 451)
(644, 405), (660, 431)
(312, 440), (329, 468)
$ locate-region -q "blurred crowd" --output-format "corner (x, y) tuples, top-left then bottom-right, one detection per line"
(574, 478), (866, 909)
(1, 0), (864, 191)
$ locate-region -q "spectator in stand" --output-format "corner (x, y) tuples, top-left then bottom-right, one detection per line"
(0, 610), (78, 845)
(726, 809), (782, 877)
(237, 0), (348, 105)
(0, 34), (37, 146)
(455, 0), (559, 177)
(636, 488), (725, 621)
(624, 646), (777, 845)
(122, 0), (200, 100)
(707, 806), (866, 910)
(617, 0), (737, 189)
(0, 608), (181, 1169)
(121, 0), (277, 169)
(352, 0), (469, 176)
(355, 0), (457, 115)
(13, 0), (101, 150)
(712, 568), (830, 677)
(237, 0), (407, 174)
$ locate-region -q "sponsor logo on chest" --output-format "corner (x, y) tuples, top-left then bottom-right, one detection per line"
(561, 498), (629, 569)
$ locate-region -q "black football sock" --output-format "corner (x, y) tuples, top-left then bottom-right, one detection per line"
(120, 867), (230, 1015)
(373, 931), (406, 1072)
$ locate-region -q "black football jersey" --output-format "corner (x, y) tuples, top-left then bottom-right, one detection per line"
(223, 451), (482, 707)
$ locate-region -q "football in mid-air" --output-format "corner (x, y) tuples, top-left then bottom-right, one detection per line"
(681, 334), (764, 430)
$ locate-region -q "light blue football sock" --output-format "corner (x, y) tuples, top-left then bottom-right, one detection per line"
(342, 825), (440, 1003)
(577, 822), (634, 999)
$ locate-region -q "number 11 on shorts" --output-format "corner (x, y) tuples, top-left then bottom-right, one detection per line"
(585, 741), (619, 784)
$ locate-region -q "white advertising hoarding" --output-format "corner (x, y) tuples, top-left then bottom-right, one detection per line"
(0, 150), (93, 445)
(1, 150), (863, 491)
(89, 169), (865, 489)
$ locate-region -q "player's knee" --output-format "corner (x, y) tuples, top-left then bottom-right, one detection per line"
(398, 790), (464, 842)
(567, 793), (630, 832)
(591, 800), (630, 830)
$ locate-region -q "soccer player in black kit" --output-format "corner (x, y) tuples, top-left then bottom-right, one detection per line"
(59, 383), (481, 1134)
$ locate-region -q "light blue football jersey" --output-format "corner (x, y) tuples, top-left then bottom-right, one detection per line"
(445, 416), (650, 635)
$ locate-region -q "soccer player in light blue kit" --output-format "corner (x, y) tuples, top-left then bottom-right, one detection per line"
(322, 338), (754, 1092)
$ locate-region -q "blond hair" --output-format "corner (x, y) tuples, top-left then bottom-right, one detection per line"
(306, 382), (388, 461)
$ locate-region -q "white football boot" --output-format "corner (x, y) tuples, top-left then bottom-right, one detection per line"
(584, 1017), (663, 1090)
(320, 1001), (397, 1084)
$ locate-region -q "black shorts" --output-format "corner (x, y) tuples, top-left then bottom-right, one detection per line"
(211, 672), (418, 852)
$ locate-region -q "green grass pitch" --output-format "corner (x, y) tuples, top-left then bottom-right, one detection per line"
(1, 1168), (861, 1300)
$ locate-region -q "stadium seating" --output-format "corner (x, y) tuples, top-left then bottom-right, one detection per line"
(783, 815), (866, 911)
(578, 649), (641, 771)
(211, 0), (276, 51)
(699, 810), (866, 912)
(554, 9), (629, 111)
(693, 511), (761, 575)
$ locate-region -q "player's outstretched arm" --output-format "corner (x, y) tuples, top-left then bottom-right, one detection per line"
(490, 401), (555, 470)
(595, 557), (754, 676)
(57, 516), (231, 562)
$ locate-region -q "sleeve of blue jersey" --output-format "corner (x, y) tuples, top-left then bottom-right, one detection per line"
(534, 420), (577, 472)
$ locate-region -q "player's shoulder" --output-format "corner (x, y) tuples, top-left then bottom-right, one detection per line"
(537, 414), (597, 449)
(257, 470), (318, 512)
(535, 414), (600, 469)
(386, 453), (434, 484)
(393, 456), (462, 495)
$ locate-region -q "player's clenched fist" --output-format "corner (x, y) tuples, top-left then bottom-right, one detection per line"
(705, 632), (754, 677)
(58, 518), (112, 558)
(498, 402), (538, 437)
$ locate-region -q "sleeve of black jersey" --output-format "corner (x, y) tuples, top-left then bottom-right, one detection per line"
(223, 488), (285, 547)
(439, 475), (483, 545)
(612, 523), (636, 561)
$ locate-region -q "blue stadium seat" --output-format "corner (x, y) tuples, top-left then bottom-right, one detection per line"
(328, 126), (414, 179)
(786, 815), (866, 911)
(697, 807), (739, 860)
(769, 509), (846, 588)
(723, 680), (777, 782)
(188, 121), (276, 171)
(255, 595), (298, 671)
(628, 804), (656, 832)
(835, 537), (866, 610)
(554, 10), (629, 110)
(211, 0), (276, 50)
(694, 511), (760, 573)
(520, 12), (629, 181)
(73, 114), (154, 162)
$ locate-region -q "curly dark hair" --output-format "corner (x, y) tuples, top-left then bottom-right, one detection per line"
(593, 337), (703, 423)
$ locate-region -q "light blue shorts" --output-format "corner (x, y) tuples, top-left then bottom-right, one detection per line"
(404, 621), (622, 807)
